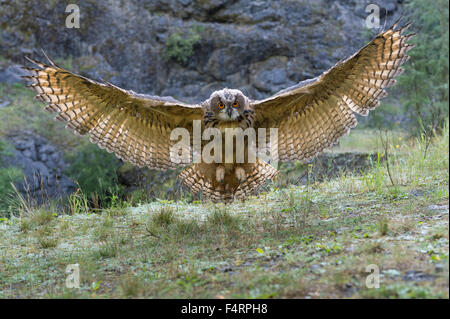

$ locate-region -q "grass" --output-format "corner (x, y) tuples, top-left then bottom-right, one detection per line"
(0, 121), (448, 298)
(329, 129), (408, 154)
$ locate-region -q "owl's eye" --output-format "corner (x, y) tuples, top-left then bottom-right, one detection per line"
(233, 101), (239, 107)
(218, 102), (225, 109)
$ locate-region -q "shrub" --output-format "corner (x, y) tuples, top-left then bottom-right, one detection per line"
(0, 140), (24, 217)
(64, 141), (122, 206)
(163, 28), (201, 65)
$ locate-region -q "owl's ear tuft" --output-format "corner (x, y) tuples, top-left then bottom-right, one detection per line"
(209, 95), (219, 108)
(236, 94), (246, 108)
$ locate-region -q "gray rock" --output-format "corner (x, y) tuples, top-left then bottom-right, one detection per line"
(403, 270), (435, 282)
(179, 0), (193, 6)
(0, 64), (27, 84)
(0, 99), (11, 108)
(2, 131), (76, 204)
(39, 153), (48, 162)
(383, 269), (401, 278)
(410, 189), (426, 197)
(22, 149), (37, 161)
(0, 0), (404, 103)
(427, 205), (449, 211)
(39, 144), (57, 154)
(309, 264), (322, 272)
(13, 138), (35, 151)
(435, 263), (445, 273)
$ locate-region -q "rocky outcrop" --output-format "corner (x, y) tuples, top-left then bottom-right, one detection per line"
(0, 64), (25, 85)
(0, 0), (403, 103)
(2, 131), (76, 203)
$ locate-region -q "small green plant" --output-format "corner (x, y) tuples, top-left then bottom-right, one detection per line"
(361, 152), (385, 193)
(95, 241), (118, 259)
(64, 142), (123, 207)
(93, 216), (114, 241)
(0, 140), (24, 217)
(152, 207), (175, 227)
(38, 236), (58, 249)
(316, 241), (342, 255)
(208, 207), (233, 226)
(104, 193), (130, 216)
(67, 187), (90, 215)
(120, 274), (143, 298)
(33, 209), (55, 226)
(163, 27), (201, 65)
(377, 217), (389, 236)
(19, 217), (32, 233)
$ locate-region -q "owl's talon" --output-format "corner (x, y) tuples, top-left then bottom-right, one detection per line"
(235, 167), (246, 182)
(216, 166), (225, 183)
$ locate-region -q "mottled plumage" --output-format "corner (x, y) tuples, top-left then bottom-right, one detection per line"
(22, 20), (414, 202)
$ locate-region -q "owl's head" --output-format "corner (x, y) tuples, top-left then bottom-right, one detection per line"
(206, 88), (249, 122)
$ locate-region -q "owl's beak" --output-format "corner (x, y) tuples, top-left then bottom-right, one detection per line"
(227, 108), (233, 118)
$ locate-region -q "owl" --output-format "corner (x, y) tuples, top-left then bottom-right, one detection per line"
(22, 20), (414, 202)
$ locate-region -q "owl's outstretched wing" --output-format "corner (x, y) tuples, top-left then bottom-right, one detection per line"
(252, 19), (415, 162)
(22, 56), (203, 170)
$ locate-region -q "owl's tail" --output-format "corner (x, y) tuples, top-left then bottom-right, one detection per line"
(178, 159), (279, 203)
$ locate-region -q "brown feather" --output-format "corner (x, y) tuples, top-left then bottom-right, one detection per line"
(252, 20), (415, 162)
(22, 57), (203, 170)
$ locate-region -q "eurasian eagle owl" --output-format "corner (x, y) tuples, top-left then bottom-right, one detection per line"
(22, 20), (414, 202)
